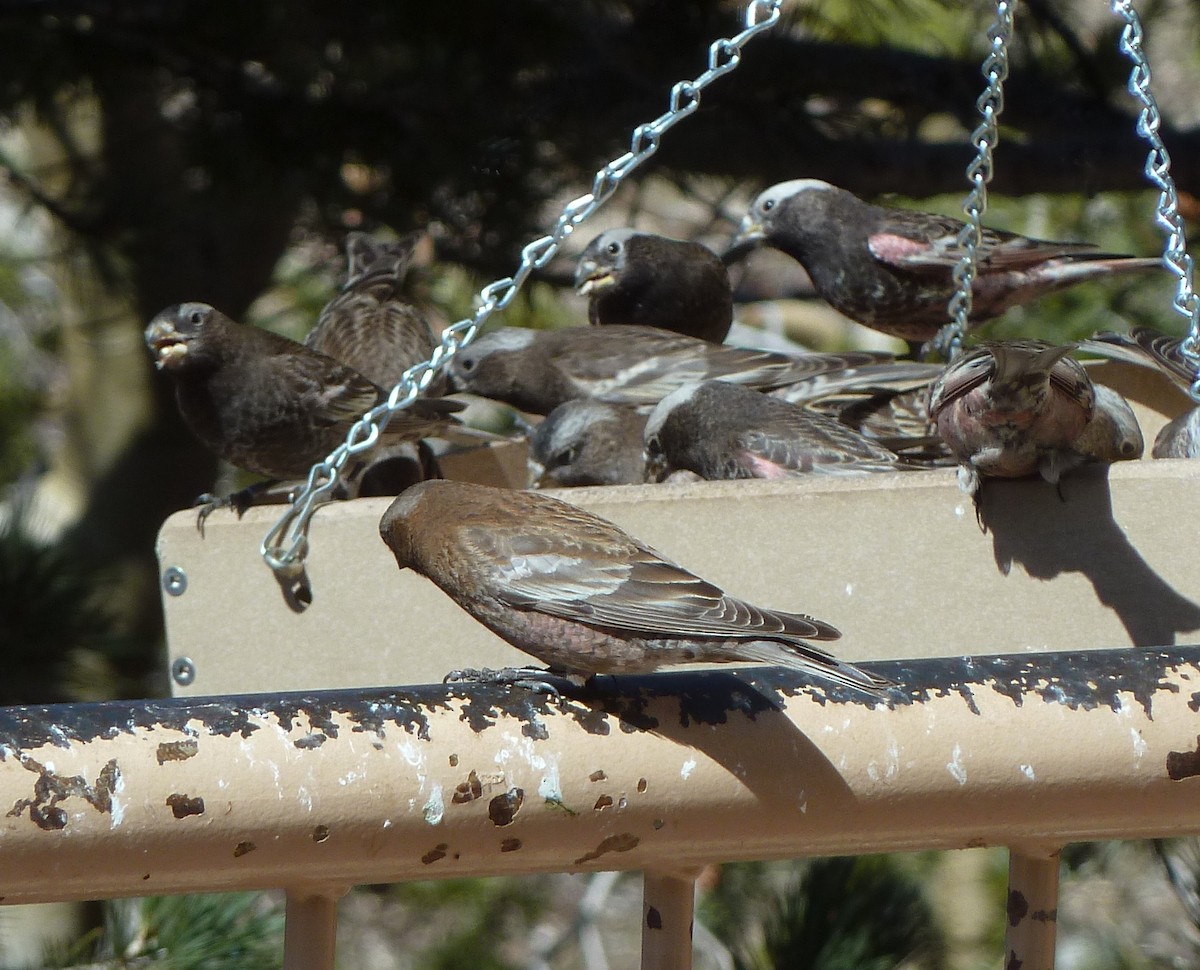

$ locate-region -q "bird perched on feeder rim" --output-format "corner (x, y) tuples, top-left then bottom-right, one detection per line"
(449, 323), (907, 415)
(643, 380), (924, 481)
(727, 179), (1162, 350)
(527, 399), (648, 488)
(575, 228), (734, 343)
(928, 340), (1097, 511)
(1080, 327), (1200, 458)
(378, 479), (890, 692)
(145, 302), (464, 527)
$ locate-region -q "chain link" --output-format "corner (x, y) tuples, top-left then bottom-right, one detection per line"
(1111, 0), (1200, 402)
(940, 0), (1017, 360)
(261, 0), (785, 579)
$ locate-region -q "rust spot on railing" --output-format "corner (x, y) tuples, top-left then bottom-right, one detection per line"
(7, 757), (119, 831)
(452, 770), (483, 804)
(488, 788), (524, 826)
(166, 793), (204, 818)
(1167, 735), (1200, 780)
(156, 740), (198, 764)
(574, 832), (639, 865)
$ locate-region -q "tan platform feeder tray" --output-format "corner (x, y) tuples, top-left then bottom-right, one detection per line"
(156, 360), (1200, 697)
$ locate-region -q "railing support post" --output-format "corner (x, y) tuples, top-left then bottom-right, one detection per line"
(283, 888), (346, 970)
(642, 869), (698, 970)
(1005, 847), (1061, 970)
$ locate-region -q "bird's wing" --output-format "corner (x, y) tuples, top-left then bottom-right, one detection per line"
(868, 215), (1095, 272)
(464, 516), (838, 641)
(1080, 328), (1195, 389)
(279, 350), (385, 425)
(927, 348), (995, 415)
(735, 409), (901, 474)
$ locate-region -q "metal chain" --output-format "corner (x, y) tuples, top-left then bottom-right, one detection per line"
(261, 0), (785, 579)
(1112, 0), (1200, 402)
(941, 0), (1017, 360)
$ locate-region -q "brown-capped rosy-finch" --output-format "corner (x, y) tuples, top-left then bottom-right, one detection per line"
(379, 480), (890, 691)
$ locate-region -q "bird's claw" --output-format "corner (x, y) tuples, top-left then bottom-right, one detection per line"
(192, 488), (257, 537)
(443, 666), (564, 697)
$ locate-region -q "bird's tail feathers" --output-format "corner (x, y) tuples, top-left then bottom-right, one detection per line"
(738, 639), (892, 692)
(989, 341), (1076, 386)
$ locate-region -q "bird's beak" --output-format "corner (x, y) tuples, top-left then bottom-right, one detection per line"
(144, 318), (189, 370)
(526, 456), (552, 489)
(574, 258), (616, 296)
(643, 447), (669, 483)
(722, 215), (766, 265)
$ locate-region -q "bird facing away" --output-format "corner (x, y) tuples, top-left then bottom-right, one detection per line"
(528, 399), (648, 487)
(928, 340), (1096, 504)
(145, 302), (463, 484)
(305, 232), (445, 394)
(379, 480), (890, 691)
(448, 323), (904, 415)
(644, 380), (918, 481)
(575, 228), (734, 343)
(1080, 327), (1200, 458)
(728, 179), (1162, 345)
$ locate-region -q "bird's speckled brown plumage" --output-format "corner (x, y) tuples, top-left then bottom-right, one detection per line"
(379, 480), (889, 691)
(305, 232), (445, 394)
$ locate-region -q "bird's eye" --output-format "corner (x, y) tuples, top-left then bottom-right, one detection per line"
(189, 309), (205, 325)
(645, 434), (662, 456)
(761, 198), (776, 213)
(458, 355), (475, 373)
(549, 446), (578, 469)
(606, 240), (622, 256)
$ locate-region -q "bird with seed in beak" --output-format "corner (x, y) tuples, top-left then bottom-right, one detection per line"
(575, 228), (733, 343)
(145, 302), (463, 526)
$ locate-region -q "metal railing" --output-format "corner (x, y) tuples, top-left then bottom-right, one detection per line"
(2, 648), (1200, 969)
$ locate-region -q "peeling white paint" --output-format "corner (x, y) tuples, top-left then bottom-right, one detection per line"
(1019, 764), (1035, 781)
(337, 768), (365, 787)
(947, 744), (967, 785)
(423, 784), (445, 826)
(538, 760), (562, 803)
(297, 787), (313, 812)
(680, 758), (697, 780)
(844, 583), (854, 597)
(885, 738), (900, 780)
(1131, 728), (1148, 758)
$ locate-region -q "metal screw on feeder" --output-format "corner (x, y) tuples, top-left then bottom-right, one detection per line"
(259, 0), (785, 586)
(1111, 0), (1200, 403)
(934, 0), (1017, 361)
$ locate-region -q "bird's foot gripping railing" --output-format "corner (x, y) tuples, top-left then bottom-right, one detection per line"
(3, 649), (1200, 969)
